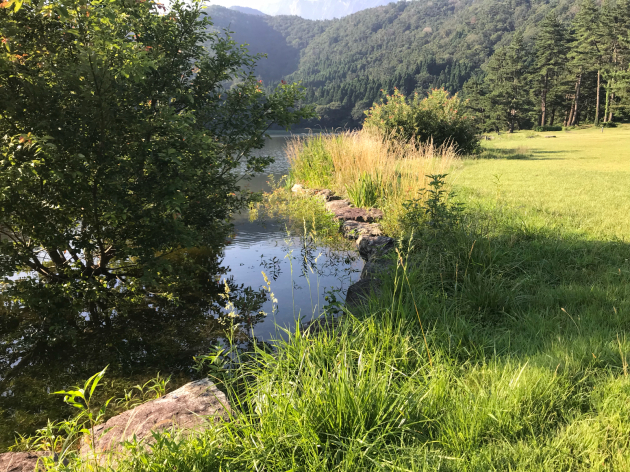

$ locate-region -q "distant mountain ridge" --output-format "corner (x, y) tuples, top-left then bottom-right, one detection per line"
(229, 6), (267, 17)
(206, 0), (586, 128)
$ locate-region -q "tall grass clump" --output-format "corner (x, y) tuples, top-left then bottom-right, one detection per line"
(287, 129), (457, 233)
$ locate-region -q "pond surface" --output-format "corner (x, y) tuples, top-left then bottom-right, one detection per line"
(225, 135), (363, 339)
(0, 134), (361, 449)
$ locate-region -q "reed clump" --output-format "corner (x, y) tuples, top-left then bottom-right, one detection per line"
(286, 130), (457, 233)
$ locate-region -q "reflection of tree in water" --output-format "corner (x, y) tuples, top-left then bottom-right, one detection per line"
(260, 255), (283, 281)
(0, 257), (268, 450)
(291, 233), (360, 289)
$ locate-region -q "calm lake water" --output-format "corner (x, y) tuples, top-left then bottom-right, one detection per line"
(225, 135), (363, 339)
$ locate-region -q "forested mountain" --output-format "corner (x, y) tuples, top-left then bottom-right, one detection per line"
(206, 0), (630, 128)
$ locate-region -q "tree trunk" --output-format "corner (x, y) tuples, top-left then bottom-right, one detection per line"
(604, 80), (611, 123)
(550, 108), (555, 126)
(570, 75), (582, 127)
(563, 99), (572, 127)
(541, 74), (548, 126)
(608, 92), (615, 122)
(594, 70), (601, 125)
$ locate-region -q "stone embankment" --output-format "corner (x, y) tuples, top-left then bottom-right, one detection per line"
(291, 184), (396, 310)
(0, 379), (229, 471)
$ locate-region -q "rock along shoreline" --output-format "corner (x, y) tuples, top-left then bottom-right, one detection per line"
(290, 184), (396, 311)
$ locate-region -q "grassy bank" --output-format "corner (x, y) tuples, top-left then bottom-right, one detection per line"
(34, 126), (630, 470)
(286, 130), (456, 234)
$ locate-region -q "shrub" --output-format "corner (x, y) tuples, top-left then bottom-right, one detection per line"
(602, 121), (618, 128)
(533, 125), (563, 132)
(364, 88), (480, 154)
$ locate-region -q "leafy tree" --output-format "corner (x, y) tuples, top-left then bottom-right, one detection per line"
(610, 0), (630, 117)
(568, 0), (601, 125)
(599, 0), (630, 122)
(0, 0), (312, 340)
(197, 0), (630, 128)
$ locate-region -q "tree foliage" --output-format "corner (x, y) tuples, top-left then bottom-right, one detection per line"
(206, 0), (630, 129)
(0, 0), (312, 412)
(465, 0), (630, 130)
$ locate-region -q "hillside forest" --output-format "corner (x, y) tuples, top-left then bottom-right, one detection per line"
(206, 0), (630, 130)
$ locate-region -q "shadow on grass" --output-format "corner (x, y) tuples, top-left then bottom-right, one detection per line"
(361, 204), (630, 374)
(476, 148), (569, 160)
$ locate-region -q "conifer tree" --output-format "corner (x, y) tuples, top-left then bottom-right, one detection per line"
(533, 13), (568, 126)
(614, 0), (630, 116)
(568, 0), (601, 125)
(600, 0), (630, 121)
(483, 31), (531, 132)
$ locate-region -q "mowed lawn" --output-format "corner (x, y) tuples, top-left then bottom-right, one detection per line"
(453, 125), (630, 240)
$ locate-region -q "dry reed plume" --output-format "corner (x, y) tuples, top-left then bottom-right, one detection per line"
(286, 130), (458, 233)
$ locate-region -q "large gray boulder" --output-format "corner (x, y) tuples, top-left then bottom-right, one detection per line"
(314, 189), (340, 202)
(341, 220), (383, 240)
(0, 380), (229, 471)
(81, 379), (229, 456)
(0, 452), (45, 472)
(345, 235), (397, 310)
(324, 199), (352, 213)
(334, 207), (384, 223)
(346, 278), (382, 310)
(357, 236), (396, 261)
(324, 199), (384, 223)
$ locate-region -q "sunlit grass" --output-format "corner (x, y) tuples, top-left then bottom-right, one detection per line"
(286, 130), (457, 234)
(33, 125), (630, 471)
(454, 125), (630, 240)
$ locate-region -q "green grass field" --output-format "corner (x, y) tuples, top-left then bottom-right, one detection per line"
(39, 127), (630, 471)
(454, 126), (630, 240)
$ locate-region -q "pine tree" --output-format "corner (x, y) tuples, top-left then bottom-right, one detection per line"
(483, 31), (531, 132)
(614, 0), (630, 116)
(600, 0), (630, 121)
(568, 0), (601, 126)
(532, 13), (568, 126)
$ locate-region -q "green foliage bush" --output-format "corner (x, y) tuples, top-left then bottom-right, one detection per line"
(364, 89), (480, 154)
(0, 0), (312, 317)
(534, 125), (563, 132)
(401, 174), (463, 245)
